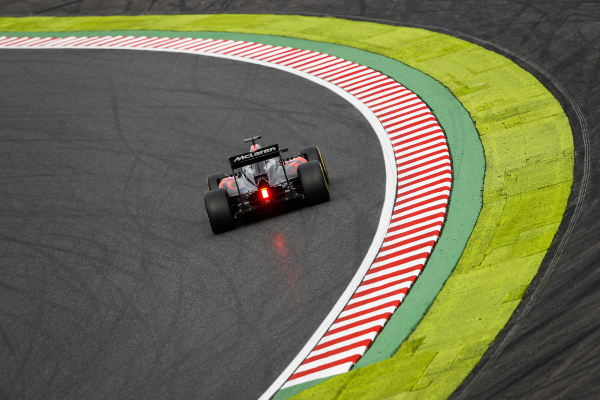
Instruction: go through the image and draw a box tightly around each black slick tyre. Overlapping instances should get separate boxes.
[298,160,330,206]
[207,172,226,191]
[300,146,329,183]
[204,188,235,234]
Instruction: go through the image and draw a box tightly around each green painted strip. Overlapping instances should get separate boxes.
[0,14,573,400]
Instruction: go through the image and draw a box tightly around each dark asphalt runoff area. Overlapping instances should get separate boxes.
[0,50,385,399]
[1,1,600,399]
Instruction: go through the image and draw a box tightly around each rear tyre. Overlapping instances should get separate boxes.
[207,172,227,191]
[300,146,329,183]
[204,188,236,234]
[298,160,330,206]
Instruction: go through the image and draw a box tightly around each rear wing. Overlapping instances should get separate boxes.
[228,144,280,170]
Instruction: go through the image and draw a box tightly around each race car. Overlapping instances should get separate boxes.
[204,136,329,234]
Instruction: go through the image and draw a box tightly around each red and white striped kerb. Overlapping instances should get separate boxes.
[0,35,452,388]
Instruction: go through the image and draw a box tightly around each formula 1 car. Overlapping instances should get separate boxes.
[204,136,329,234]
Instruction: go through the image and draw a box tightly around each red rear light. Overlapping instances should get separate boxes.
[261,188,269,199]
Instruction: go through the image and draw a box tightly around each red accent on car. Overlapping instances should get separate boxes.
[219,177,237,191]
[284,156,307,175]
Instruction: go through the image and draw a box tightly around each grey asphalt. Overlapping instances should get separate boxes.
[1,1,600,399]
[0,49,385,399]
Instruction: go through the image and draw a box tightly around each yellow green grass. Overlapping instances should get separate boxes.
[0,14,574,399]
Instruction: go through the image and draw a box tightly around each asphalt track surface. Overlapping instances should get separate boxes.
[1,1,599,399]
[0,49,386,399]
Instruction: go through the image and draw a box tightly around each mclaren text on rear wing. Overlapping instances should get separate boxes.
[228,144,280,170]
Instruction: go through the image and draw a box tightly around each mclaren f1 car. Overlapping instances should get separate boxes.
[204,136,329,234]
